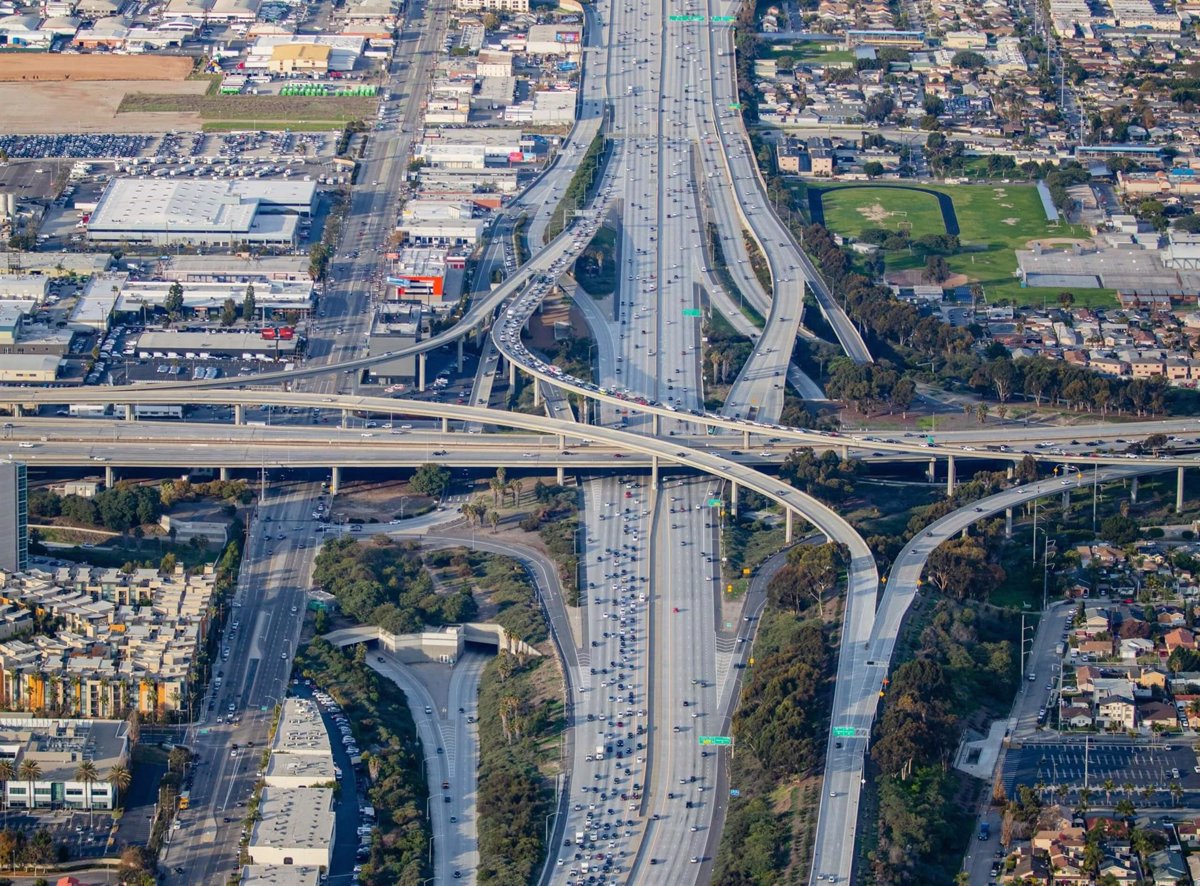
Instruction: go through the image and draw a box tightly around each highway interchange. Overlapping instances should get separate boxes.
[5,0,1200,882]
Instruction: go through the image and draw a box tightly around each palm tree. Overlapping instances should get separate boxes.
[107,764,132,809]
[1170,781,1183,807]
[1102,778,1115,806]
[74,760,98,821]
[488,511,500,532]
[0,760,13,825]
[17,760,39,810]
[1115,797,1135,819]
[511,478,524,506]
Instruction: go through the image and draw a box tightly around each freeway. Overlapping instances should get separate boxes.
[809,463,1163,884]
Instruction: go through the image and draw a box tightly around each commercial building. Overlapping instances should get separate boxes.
[395,200,487,247]
[245,35,364,72]
[132,331,300,361]
[366,305,422,384]
[86,179,316,248]
[248,787,336,868]
[155,255,313,285]
[265,699,336,788]
[0,716,129,810]
[532,89,577,124]
[268,43,332,74]
[415,128,524,170]
[0,276,49,302]
[384,248,464,309]
[526,24,584,56]
[240,866,323,886]
[453,0,528,10]
[0,462,28,574]
[0,355,60,383]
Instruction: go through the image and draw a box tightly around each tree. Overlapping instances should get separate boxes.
[409,463,450,498]
[17,761,39,809]
[243,283,257,323]
[163,283,184,318]
[74,760,99,819]
[1058,291,1075,310]
[864,94,894,123]
[308,243,330,281]
[488,510,500,532]
[159,552,177,574]
[219,298,237,327]
[924,537,1005,601]
[952,50,987,69]
[863,161,885,178]
[923,254,951,283]
[106,764,132,807]
[0,760,12,824]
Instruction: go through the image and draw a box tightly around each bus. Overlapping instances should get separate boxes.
[178,791,190,810]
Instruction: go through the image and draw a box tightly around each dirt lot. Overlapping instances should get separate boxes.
[0,55,193,81]
[0,80,208,133]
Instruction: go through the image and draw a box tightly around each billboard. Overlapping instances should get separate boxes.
[555,30,581,43]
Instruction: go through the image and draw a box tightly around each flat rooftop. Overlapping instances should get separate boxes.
[250,787,335,851]
[0,716,127,783]
[240,865,322,886]
[264,751,336,782]
[271,697,332,756]
[89,179,316,235]
[134,331,298,354]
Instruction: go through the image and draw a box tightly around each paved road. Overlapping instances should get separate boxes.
[809,464,1154,884]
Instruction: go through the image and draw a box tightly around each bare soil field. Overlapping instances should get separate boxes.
[0,80,208,133]
[0,54,193,80]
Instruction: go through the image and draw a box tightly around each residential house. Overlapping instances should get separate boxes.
[1097,695,1137,730]
[1120,637,1154,660]
[1061,704,1094,729]
[1164,628,1195,654]
[1147,848,1187,885]
[1137,701,1178,731]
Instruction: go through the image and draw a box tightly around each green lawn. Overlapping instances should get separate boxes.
[820,183,1115,308]
[821,187,947,241]
[766,42,854,65]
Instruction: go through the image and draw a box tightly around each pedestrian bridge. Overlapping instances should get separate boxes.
[323,622,541,664]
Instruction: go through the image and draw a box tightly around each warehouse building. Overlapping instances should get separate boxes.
[248,787,335,868]
[526,24,583,56]
[240,866,323,886]
[0,354,61,383]
[366,305,422,384]
[86,179,316,248]
[155,255,312,284]
[245,34,364,72]
[268,43,331,74]
[0,716,129,811]
[132,330,300,360]
[414,128,524,170]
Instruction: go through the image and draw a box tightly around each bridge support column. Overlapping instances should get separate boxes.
[104,465,114,488]
[441,417,449,433]
[785,508,795,544]
[1005,507,1013,539]
[962,526,969,539]
[418,353,427,392]
[533,379,542,408]
[730,481,739,516]
[742,429,750,448]
[841,445,849,460]
[1062,489,1070,511]
[457,337,464,370]
[509,360,516,387]
[651,456,659,489]
[220,467,230,482]
[124,403,134,422]
[946,455,955,495]
[557,434,565,449]
[330,467,341,495]
[1007,464,1014,481]
[1131,476,1139,503]
[1178,466,1186,514]
[341,409,351,429]
[651,413,660,436]
[10,404,20,417]
[234,404,245,425]
[557,465,565,485]
[927,458,936,483]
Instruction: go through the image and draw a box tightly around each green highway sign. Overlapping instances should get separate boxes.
[683,308,702,317]
[832,726,855,737]
[728,103,742,110]
[699,736,733,746]
[669,13,705,20]
[712,15,735,20]
[707,497,721,507]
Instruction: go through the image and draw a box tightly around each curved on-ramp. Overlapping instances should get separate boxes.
[810,463,1162,884]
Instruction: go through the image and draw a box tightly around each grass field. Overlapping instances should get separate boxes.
[766,42,855,65]
[822,187,947,240]
[118,92,377,126]
[818,183,1116,308]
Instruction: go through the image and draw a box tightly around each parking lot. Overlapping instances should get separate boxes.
[1003,741,1200,798]
[4,810,113,859]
